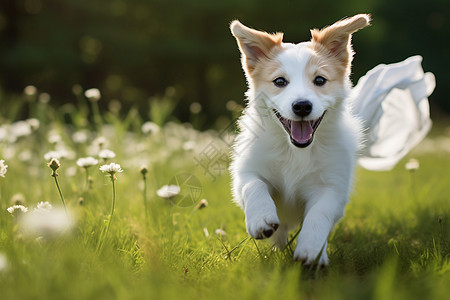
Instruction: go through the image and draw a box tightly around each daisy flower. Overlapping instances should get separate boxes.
[7,205,28,218]
[405,158,419,171]
[215,228,227,237]
[20,207,72,238]
[93,136,108,149]
[84,88,101,102]
[99,163,123,176]
[10,121,32,138]
[44,151,62,161]
[36,201,53,212]
[72,130,90,144]
[195,199,209,210]
[26,118,40,131]
[156,185,180,199]
[10,193,26,206]
[39,93,51,103]
[0,160,8,178]
[141,121,160,135]
[24,85,37,96]
[76,157,99,168]
[99,149,116,160]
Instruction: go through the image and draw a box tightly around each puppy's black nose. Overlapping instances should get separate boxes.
[292,100,312,117]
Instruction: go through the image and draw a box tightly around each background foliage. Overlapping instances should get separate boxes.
[0,0,448,127]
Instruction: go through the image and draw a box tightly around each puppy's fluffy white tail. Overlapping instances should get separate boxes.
[351,56,435,171]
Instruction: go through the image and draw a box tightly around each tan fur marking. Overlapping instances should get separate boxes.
[310,14,371,73]
[304,50,347,97]
[230,20,284,74]
[306,43,348,81]
[251,55,284,92]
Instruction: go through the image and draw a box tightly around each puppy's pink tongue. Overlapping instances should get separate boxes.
[291,121,313,144]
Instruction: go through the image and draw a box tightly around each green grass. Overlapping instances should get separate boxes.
[0,97,449,300]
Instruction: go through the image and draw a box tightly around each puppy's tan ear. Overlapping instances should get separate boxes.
[230,20,283,72]
[311,14,371,64]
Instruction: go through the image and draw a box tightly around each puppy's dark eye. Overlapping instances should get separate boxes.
[313,76,327,86]
[273,77,288,88]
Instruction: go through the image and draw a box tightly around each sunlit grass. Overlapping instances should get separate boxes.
[0,90,448,299]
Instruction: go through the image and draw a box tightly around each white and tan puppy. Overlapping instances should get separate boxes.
[229,15,371,265]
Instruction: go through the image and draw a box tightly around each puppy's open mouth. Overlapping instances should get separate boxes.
[273,110,325,148]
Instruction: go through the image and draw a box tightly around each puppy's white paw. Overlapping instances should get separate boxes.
[245,213,280,240]
[294,236,329,266]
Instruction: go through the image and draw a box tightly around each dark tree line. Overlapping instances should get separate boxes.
[0,0,448,126]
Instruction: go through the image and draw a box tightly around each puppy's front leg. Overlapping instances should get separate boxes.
[294,188,347,265]
[242,178,280,239]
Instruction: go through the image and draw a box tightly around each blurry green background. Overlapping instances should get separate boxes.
[0,0,448,128]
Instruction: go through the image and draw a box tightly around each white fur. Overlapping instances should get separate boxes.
[230,41,362,265]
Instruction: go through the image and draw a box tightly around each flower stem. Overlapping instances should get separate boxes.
[104,176,116,234]
[143,174,148,220]
[91,100,103,131]
[53,175,67,213]
[110,176,116,218]
[86,168,89,187]
[98,175,116,253]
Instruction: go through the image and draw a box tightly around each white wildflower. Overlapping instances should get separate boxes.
[99,149,116,160]
[44,151,62,161]
[38,92,51,103]
[3,145,16,159]
[65,166,77,177]
[7,205,28,218]
[44,149,74,161]
[93,136,108,148]
[0,160,7,177]
[405,158,419,171]
[10,120,32,138]
[108,99,121,113]
[24,85,37,96]
[20,207,72,238]
[85,88,101,102]
[57,148,75,160]
[36,201,52,212]
[47,132,62,144]
[141,121,160,135]
[99,162,123,175]
[189,102,202,114]
[215,228,226,237]
[226,100,238,111]
[195,199,209,210]
[72,130,90,144]
[156,185,180,199]
[26,118,40,131]
[10,193,26,206]
[72,84,83,95]
[18,150,32,162]
[76,157,99,168]
[203,227,210,238]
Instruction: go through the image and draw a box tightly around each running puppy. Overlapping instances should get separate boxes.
[229,14,371,265]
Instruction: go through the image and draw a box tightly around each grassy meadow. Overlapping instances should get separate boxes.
[0,90,449,300]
